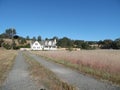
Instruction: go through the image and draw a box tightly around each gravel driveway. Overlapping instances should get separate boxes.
[27,51,120,90]
[1,51,40,90]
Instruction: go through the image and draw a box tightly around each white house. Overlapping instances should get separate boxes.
[31,41,43,50]
[44,39,57,50]
[31,39,57,50]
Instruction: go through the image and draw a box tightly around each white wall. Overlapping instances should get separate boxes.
[31,41,42,50]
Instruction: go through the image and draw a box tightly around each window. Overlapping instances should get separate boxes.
[35,43,38,45]
[45,46,48,48]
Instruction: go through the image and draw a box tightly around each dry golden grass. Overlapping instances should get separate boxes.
[31,50,120,85]
[23,53,76,90]
[0,49,17,86]
[3,39,31,46]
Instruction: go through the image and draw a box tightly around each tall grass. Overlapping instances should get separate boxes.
[0,50,17,86]
[31,50,120,85]
[23,53,76,90]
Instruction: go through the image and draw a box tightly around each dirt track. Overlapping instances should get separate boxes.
[1,51,120,90]
[27,51,120,90]
[1,52,40,90]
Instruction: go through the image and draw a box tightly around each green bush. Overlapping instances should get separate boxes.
[3,43,11,49]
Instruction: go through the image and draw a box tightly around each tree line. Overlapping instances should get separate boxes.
[57,37,120,50]
[0,28,120,50]
[97,39,120,49]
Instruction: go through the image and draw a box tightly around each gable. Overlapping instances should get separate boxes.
[32,41,41,47]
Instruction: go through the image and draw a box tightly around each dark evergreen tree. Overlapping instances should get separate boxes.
[26,36,30,40]
[32,37,36,41]
[5,28,16,38]
[37,36,42,41]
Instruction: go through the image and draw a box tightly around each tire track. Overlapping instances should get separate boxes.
[1,51,40,90]
[27,51,120,90]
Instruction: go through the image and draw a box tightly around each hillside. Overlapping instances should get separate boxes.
[3,39,31,46]
[0,38,31,49]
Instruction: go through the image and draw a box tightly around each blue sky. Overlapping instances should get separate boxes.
[0,0,120,41]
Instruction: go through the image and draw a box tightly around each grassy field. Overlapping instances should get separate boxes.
[23,53,76,90]
[0,49,17,86]
[31,50,120,85]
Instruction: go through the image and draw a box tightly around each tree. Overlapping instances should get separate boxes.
[0,38,4,47]
[113,38,120,49]
[52,36,59,41]
[81,42,90,49]
[32,36,36,41]
[87,41,97,45]
[57,37,73,48]
[18,38,26,44]
[37,36,41,41]
[21,38,26,44]
[102,39,113,49]
[12,40,17,49]
[0,33,9,38]
[25,43,30,48]
[26,36,30,40]
[74,40,84,48]
[13,35,19,39]
[5,28,16,38]
[3,43,11,49]
[97,40,103,48]
[45,38,48,41]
